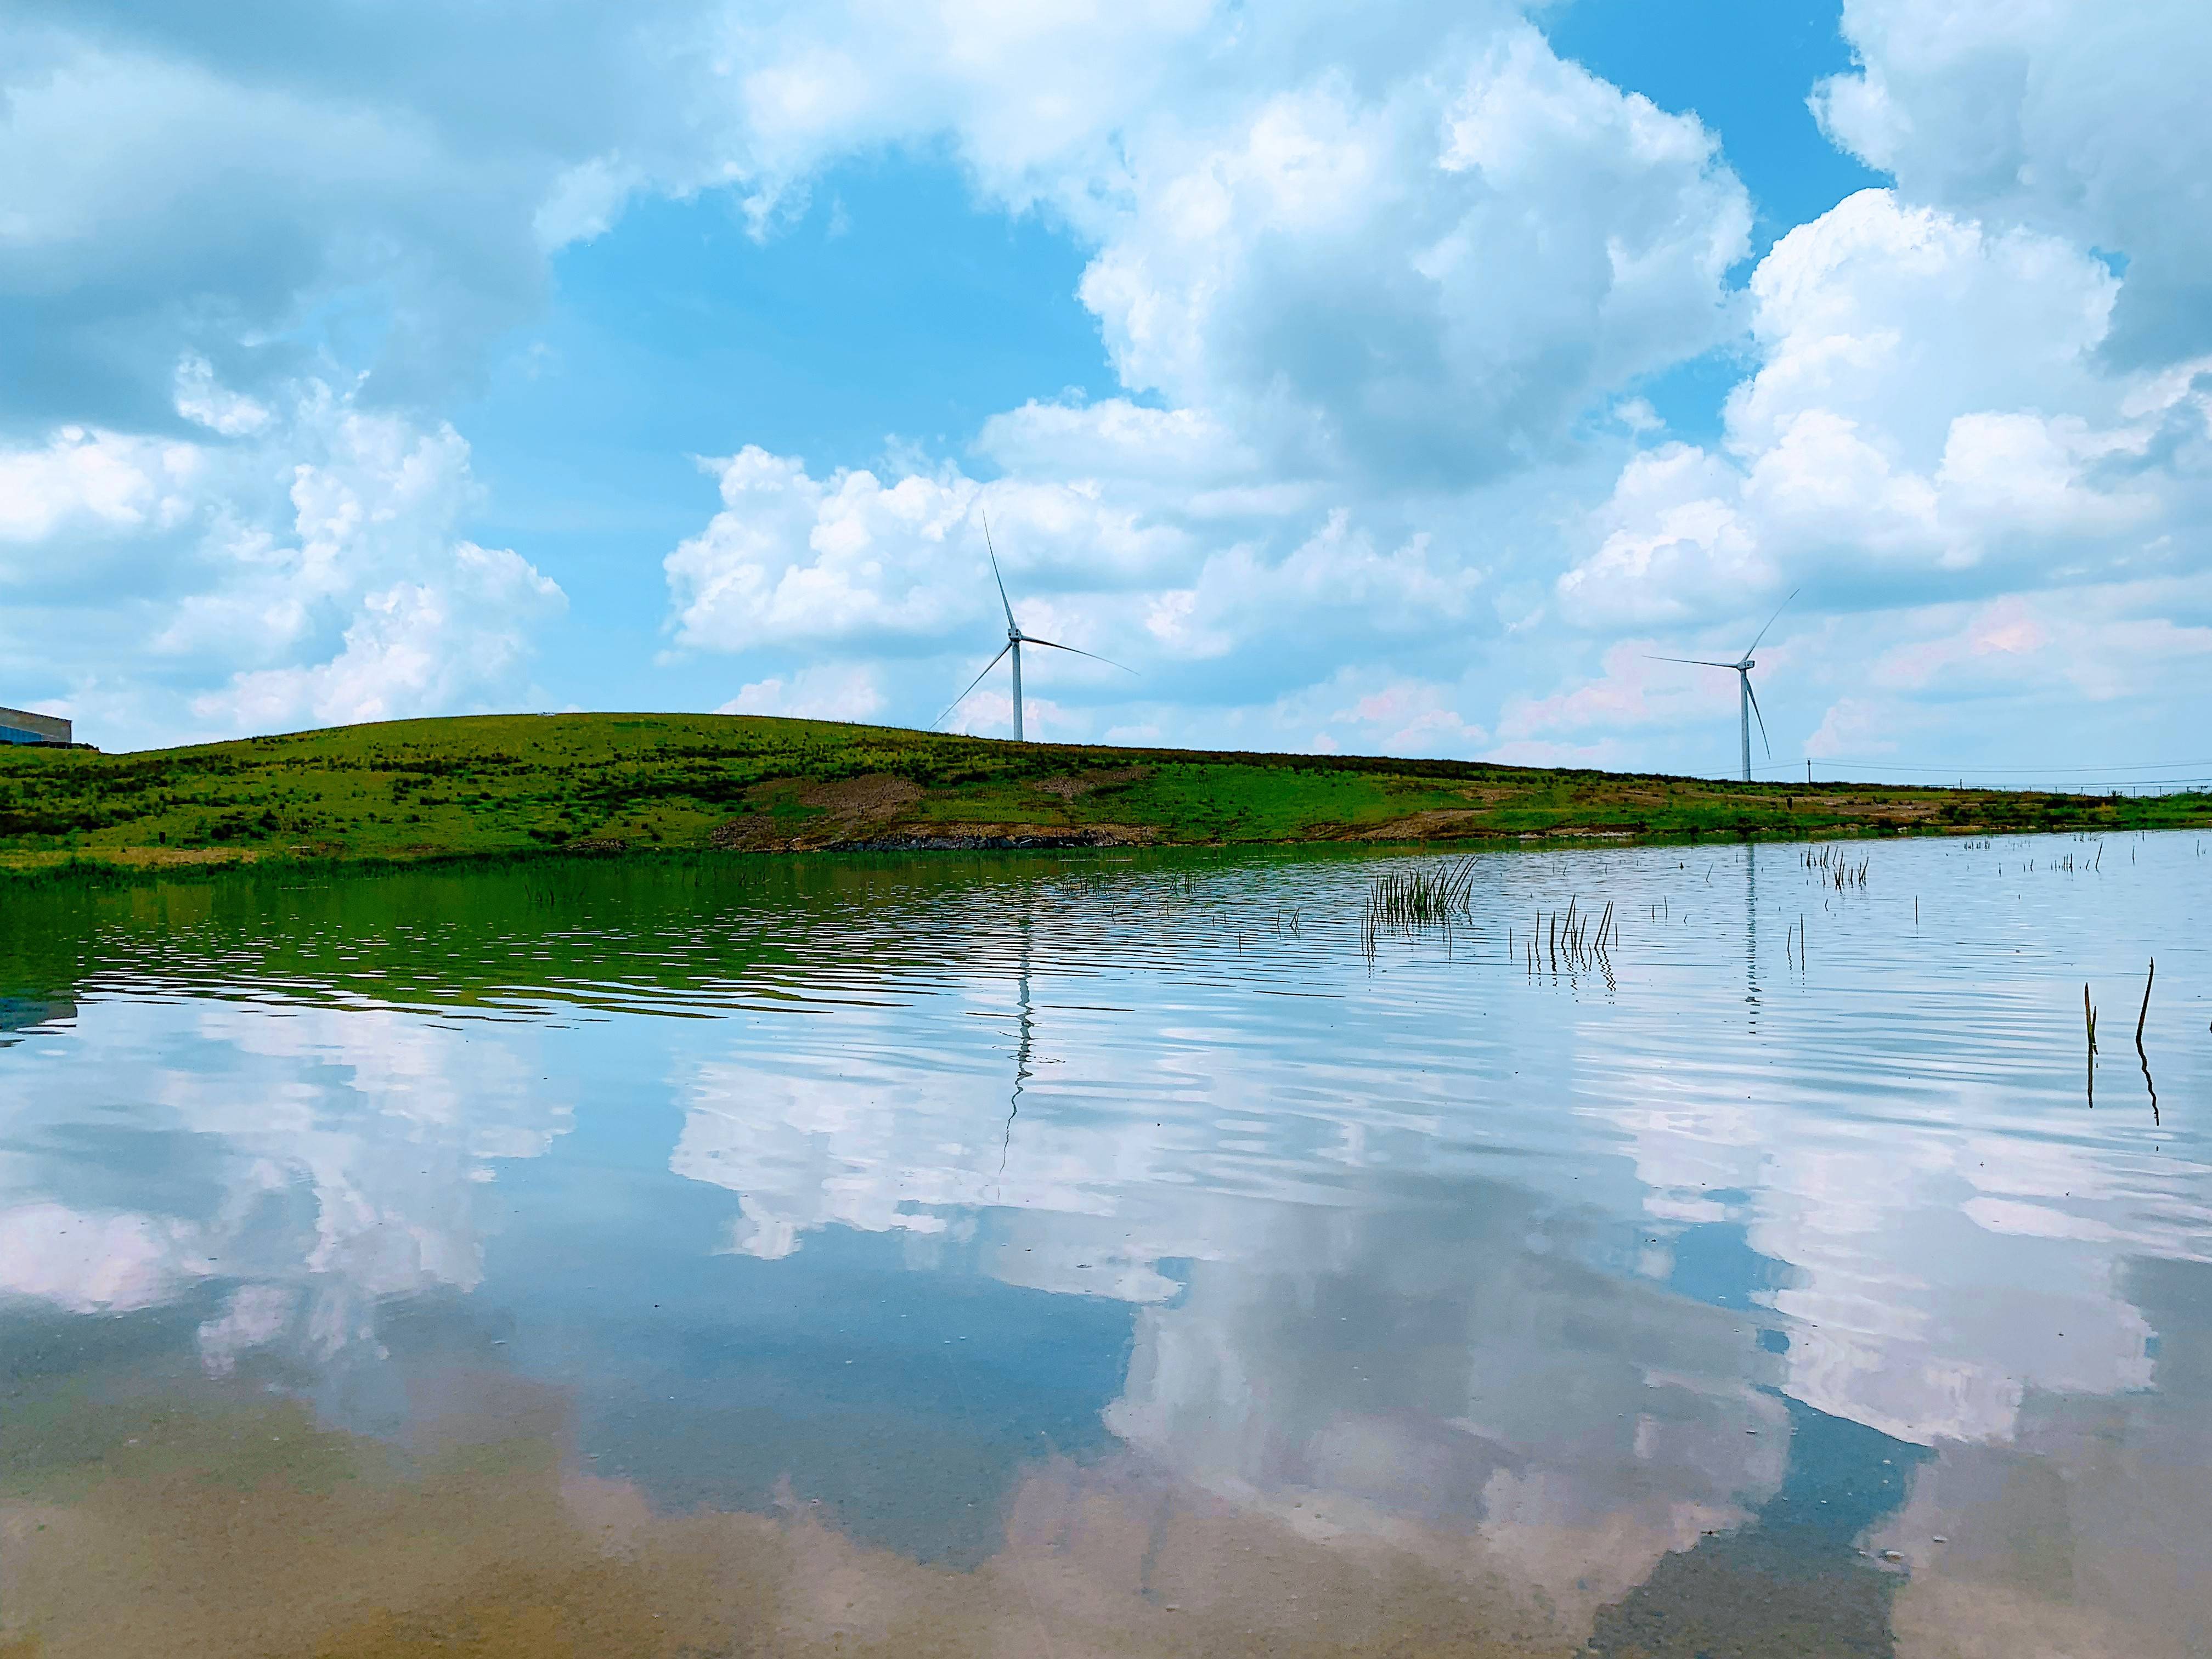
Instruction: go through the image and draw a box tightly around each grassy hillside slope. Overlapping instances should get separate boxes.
[2,712,2204,875]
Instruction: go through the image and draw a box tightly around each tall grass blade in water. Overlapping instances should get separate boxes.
[1517,890,1620,980]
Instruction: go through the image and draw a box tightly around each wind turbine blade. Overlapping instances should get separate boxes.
[981,509,1017,631]
[1646,654,1741,669]
[1742,586,1801,658]
[932,643,1013,730]
[1018,635,1137,674]
[1745,675,1773,760]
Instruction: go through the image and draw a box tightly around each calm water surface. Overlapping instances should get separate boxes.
[3,833,2208,1657]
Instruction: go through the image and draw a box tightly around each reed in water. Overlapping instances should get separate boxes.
[1361,856,1479,958]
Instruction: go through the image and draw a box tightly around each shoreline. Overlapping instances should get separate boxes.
[1,819,2196,890]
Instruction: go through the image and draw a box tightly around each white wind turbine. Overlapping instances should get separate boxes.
[1650,589,1798,782]
[935,513,1132,742]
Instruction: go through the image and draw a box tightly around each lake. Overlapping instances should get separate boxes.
[3,832,2207,1657]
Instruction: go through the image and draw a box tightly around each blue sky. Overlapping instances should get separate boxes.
[3,0,2208,785]
[457,160,1118,714]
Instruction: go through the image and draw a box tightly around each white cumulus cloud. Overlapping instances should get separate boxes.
[1815,0,2212,366]
[1075,23,1750,483]
[0,365,565,749]
[1543,188,2212,770]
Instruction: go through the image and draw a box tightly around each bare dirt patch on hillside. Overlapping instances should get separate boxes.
[800,775,923,815]
[1029,766,1153,800]
[1349,809,1500,842]
[711,774,926,851]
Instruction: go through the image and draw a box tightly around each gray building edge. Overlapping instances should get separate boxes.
[0,706,71,745]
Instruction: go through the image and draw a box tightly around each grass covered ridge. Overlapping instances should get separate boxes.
[2,712,2205,876]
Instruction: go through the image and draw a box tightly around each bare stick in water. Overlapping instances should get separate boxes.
[2138,1035,2159,1126]
[2134,961,2160,1126]
[2085,983,2097,1107]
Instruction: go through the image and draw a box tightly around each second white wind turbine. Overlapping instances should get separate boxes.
[935,514,1131,742]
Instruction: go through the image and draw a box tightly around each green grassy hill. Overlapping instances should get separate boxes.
[1,712,2203,876]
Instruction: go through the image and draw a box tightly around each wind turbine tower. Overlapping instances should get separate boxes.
[1651,589,1798,783]
[1003,551,1024,742]
[936,513,1131,741]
